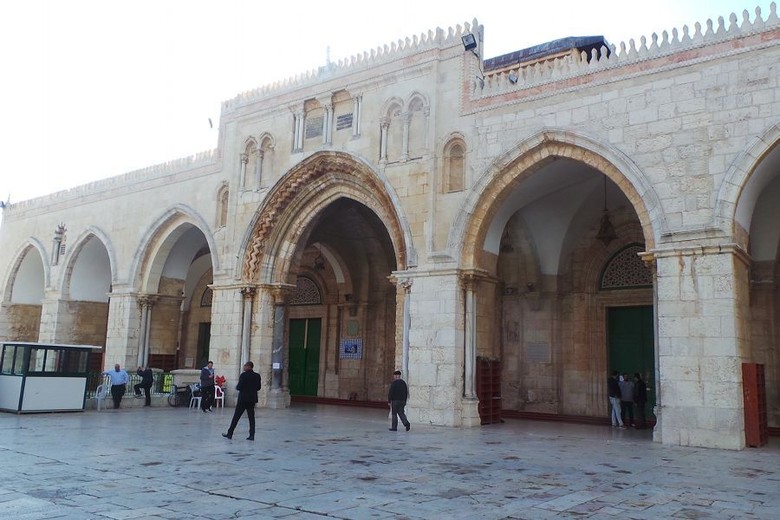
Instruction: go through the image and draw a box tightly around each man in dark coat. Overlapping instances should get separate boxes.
[134,366,154,407]
[222,361,262,440]
[200,361,215,412]
[633,372,648,429]
[387,370,410,432]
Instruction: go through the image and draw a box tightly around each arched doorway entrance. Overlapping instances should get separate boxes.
[138,218,214,371]
[458,133,658,426]
[241,151,410,406]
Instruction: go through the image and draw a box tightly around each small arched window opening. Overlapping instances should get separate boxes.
[444,139,465,192]
[217,185,229,227]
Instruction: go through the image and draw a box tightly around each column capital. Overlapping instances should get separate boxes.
[261,283,296,304]
[459,269,490,291]
[240,285,257,299]
[136,294,158,309]
[388,273,413,293]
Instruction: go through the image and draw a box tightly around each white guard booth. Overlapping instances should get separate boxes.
[0,342,101,413]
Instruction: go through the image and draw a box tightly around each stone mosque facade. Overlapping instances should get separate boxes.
[1,4,779,450]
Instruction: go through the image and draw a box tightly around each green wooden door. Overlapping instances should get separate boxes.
[607,306,655,417]
[288,318,321,396]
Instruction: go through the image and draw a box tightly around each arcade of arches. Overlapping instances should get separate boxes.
[1,11,779,450]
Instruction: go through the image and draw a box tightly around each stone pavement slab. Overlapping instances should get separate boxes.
[1,404,778,519]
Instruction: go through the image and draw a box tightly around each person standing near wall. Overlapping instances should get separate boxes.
[200,361,215,412]
[134,365,154,406]
[102,364,130,409]
[387,370,411,432]
[633,372,648,429]
[222,361,262,440]
[619,372,635,427]
[607,370,625,428]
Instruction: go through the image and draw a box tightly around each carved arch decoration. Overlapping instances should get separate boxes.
[241,151,412,283]
[452,128,665,270]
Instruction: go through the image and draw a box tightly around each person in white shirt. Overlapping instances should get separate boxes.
[102,364,130,409]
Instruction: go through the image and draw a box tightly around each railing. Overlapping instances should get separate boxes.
[85,371,173,398]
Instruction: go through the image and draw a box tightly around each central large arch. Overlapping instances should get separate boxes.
[240,151,414,404]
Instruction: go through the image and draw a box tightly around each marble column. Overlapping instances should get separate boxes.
[239,286,256,368]
[266,284,293,409]
[136,295,157,367]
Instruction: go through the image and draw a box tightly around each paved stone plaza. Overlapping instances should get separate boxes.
[1,404,779,519]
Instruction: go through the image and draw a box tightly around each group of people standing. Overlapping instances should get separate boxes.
[100,361,411,441]
[607,371,648,429]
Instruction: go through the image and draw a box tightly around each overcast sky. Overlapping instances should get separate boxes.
[0,0,768,209]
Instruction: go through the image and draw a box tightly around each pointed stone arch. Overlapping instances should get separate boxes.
[715,121,780,244]
[240,151,413,283]
[58,227,117,299]
[1,238,49,303]
[130,204,218,293]
[451,128,664,269]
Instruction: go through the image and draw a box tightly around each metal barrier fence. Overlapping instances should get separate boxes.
[85,371,173,398]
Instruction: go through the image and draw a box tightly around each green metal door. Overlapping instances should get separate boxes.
[288,318,321,396]
[607,306,655,417]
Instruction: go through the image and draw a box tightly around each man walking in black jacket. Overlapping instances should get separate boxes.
[388,370,410,432]
[222,361,262,440]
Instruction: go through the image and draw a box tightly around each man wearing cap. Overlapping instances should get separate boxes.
[222,361,262,440]
[387,370,411,432]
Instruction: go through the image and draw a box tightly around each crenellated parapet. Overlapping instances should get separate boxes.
[470,3,779,101]
[221,20,482,112]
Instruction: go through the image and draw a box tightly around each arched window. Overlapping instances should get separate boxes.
[258,135,274,186]
[381,101,403,162]
[217,185,229,227]
[407,95,427,160]
[242,140,258,188]
[599,243,652,290]
[289,276,322,305]
[444,139,465,192]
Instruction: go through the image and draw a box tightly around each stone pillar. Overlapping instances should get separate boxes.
[37,298,70,344]
[640,252,663,443]
[322,103,333,145]
[654,245,749,449]
[266,284,294,409]
[460,271,481,427]
[379,118,389,162]
[240,153,248,187]
[292,110,305,152]
[136,295,157,367]
[104,291,142,370]
[208,283,248,403]
[461,273,477,399]
[390,274,413,377]
[406,270,469,426]
[252,148,262,186]
[239,286,256,367]
[401,112,411,161]
[352,94,362,138]
[255,150,264,186]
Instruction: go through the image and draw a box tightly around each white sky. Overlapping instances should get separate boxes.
[0,0,769,208]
